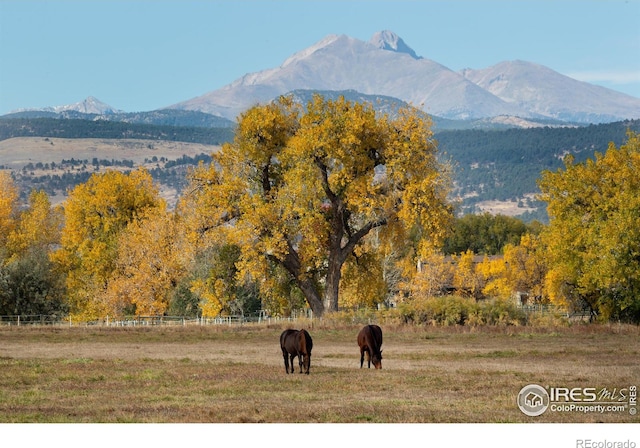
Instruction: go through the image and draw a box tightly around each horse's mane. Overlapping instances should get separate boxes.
[369,325,382,353]
[300,329,313,352]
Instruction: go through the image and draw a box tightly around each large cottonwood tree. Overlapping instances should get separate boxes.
[0,171,19,252]
[52,169,165,320]
[0,183,66,317]
[538,131,640,322]
[187,95,452,316]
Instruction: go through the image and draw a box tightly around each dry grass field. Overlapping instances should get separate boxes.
[8,136,633,426]
[0,323,638,424]
[0,137,221,206]
[0,137,219,169]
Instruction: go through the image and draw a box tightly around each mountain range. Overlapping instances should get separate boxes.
[5,31,640,127]
[168,30,640,124]
[11,96,123,115]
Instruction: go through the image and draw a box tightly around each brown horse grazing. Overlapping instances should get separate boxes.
[280,329,313,374]
[357,324,383,369]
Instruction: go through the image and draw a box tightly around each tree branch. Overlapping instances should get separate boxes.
[339,217,388,264]
[314,157,337,203]
[262,163,271,195]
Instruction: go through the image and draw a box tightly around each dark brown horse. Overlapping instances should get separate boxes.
[280,329,313,374]
[357,324,383,369]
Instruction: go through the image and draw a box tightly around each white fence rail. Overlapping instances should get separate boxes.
[0,310,313,327]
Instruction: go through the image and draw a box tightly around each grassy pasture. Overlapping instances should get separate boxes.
[0,323,638,423]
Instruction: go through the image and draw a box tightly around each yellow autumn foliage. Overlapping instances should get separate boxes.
[185,94,453,316]
[0,171,19,251]
[538,131,640,320]
[53,169,165,320]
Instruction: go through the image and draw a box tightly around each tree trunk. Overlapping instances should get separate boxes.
[275,242,327,317]
[323,253,342,312]
[297,277,325,317]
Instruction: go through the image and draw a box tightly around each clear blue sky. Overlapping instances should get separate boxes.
[1,0,639,115]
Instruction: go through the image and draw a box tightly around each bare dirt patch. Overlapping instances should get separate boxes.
[474,199,537,216]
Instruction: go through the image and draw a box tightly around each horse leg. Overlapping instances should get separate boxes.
[298,353,304,374]
[289,354,296,374]
[282,349,290,374]
[360,347,365,368]
[304,354,310,375]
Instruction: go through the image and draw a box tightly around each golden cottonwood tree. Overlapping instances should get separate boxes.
[176,195,250,318]
[538,131,640,322]
[479,234,546,300]
[104,209,185,316]
[452,250,485,299]
[503,234,546,298]
[0,182,67,316]
[187,94,452,316]
[52,169,165,320]
[6,190,62,262]
[0,171,19,253]
[339,250,387,309]
[410,249,454,299]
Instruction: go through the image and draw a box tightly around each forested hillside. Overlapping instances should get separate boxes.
[436,119,640,219]
[1,116,638,222]
[1,108,237,128]
[0,117,234,145]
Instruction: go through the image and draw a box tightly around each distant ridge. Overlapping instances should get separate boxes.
[2,117,637,221]
[3,102,236,129]
[460,60,639,123]
[11,96,122,115]
[0,117,234,145]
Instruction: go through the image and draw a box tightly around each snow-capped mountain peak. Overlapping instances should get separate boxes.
[18,31,636,125]
[369,30,420,59]
[281,34,343,68]
[10,96,122,115]
[459,60,640,122]
[55,96,122,114]
[167,29,640,123]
